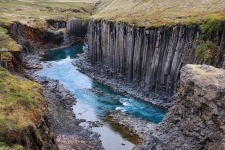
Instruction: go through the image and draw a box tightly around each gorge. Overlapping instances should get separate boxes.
[86,20,225,108]
[36,44,166,149]
[0,0,225,149]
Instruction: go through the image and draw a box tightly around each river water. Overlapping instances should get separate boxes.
[36,43,166,150]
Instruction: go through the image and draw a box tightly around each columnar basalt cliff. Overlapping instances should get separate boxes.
[134,64,225,150]
[67,19,88,37]
[87,21,225,106]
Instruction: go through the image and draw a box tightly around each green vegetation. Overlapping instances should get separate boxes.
[195,40,215,59]
[0,27,20,52]
[199,14,222,40]
[82,17,89,26]
[194,14,222,62]
[92,8,99,15]
[0,67,46,148]
[0,142,23,150]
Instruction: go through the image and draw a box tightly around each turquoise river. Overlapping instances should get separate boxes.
[37,43,166,150]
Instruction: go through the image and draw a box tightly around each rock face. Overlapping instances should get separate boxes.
[47,19,67,29]
[1,20,77,73]
[67,19,88,37]
[87,21,225,106]
[0,50,22,73]
[7,22,64,50]
[134,64,225,150]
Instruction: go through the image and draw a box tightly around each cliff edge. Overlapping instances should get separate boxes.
[0,67,58,149]
[134,64,225,150]
[92,0,225,27]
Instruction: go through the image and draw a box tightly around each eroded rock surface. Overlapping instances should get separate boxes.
[134,64,225,150]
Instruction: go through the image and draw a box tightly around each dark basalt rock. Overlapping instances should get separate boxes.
[87,21,225,106]
[67,19,88,38]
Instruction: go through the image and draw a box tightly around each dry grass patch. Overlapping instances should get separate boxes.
[92,0,225,27]
[0,0,96,26]
[0,0,96,60]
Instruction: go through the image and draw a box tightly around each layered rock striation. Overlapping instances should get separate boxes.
[87,21,225,106]
[134,64,225,150]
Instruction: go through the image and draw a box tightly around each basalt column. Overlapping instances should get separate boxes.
[67,19,88,37]
[88,21,225,104]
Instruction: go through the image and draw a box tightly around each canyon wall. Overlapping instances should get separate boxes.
[88,21,225,105]
[134,64,225,150]
[0,51,22,73]
[67,19,88,37]
[7,22,64,50]
[47,20,67,29]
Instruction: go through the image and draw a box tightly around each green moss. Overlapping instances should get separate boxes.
[82,17,89,26]
[199,14,222,40]
[0,142,6,147]
[194,14,223,62]
[193,13,199,17]
[195,40,213,59]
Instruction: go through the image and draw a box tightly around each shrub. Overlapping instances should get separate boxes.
[199,14,222,40]
[194,14,222,62]
[195,40,215,61]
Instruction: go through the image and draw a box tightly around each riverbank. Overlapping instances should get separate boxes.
[23,52,104,149]
[106,110,156,139]
[72,45,171,108]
